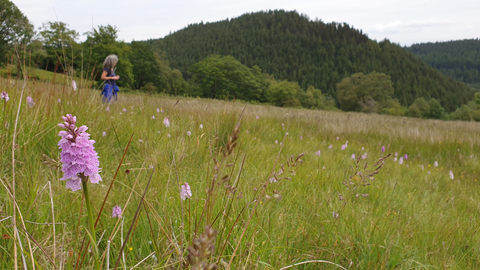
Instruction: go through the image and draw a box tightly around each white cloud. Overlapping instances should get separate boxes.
[370,20,455,34]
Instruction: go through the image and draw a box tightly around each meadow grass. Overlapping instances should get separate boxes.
[1,77,480,269]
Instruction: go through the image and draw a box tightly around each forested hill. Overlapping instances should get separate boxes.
[145,10,473,111]
[406,39,480,90]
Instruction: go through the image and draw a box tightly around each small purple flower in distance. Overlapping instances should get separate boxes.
[275,140,278,144]
[362,153,367,159]
[72,80,77,91]
[434,161,438,167]
[449,170,454,180]
[394,157,398,162]
[351,154,356,159]
[199,124,203,129]
[1,91,9,101]
[395,152,398,157]
[404,154,408,160]
[315,150,321,156]
[26,96,35,107]
[57,98,61,103]
[151,115,155,119]
[381,146,385,153]
[102,131,106,137]
[300,136,303,140]
[281,123,284,127]
[399,157,404,165]
[256,115,259,120]
[341,144,346,150]
[336,137,339,140]
[163,117,170,127]
[106,107,110,112]
[112,205,122,218]
[157,108,160,113]
[187,131,191,136]
[58,114,102,191]
[122,108,127,113]
[180,182,192,200]
[328,145,333,149]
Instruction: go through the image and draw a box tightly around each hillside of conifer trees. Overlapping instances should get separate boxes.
[145,10,473,111]
[406,39,480,90]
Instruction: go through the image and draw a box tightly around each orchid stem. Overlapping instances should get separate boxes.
[82,179,100,270]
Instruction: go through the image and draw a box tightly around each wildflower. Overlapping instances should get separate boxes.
[404,154,408,160]
[151,115,155,119]
[399,157,404,165]
[256,115,259,119]
[351,154,356,159]
[161,108,164,113]
[434,161,438,167]
[26,96,35,107]
[285,132,289,136]
[1,91,9,101]
[58,114,101,191]
[167,134,171,138]
[381,146,385,152]
[139,139,143,143]
[269,177,277,183]
[157,108,160,113]
[180,182,192,200]
[199,124,203,129]
[102,131,106,137]
[328,145,333,149]
[362,153,367,159]
[300,136,303,140]
[275,140,278,144]
[341,144,346,150]
[336,137,339,140]
[281,123,284,127]
[106,107,110,112]
[163,117,170,127]
[395,152,398,157]
[315,150,321,156]
[187,131,191,136]
[333,212,339,219]
[273,191,282,201]
[112,205,122,218]
[361,147,364,150]
[449,170,454,180]
[72,80,77,91]
[57,98,61,103]
[428,171,431,175]
[394,157,398,162]
[122,108,127,113]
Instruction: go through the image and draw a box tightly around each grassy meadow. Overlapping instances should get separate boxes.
[1,77,480,269]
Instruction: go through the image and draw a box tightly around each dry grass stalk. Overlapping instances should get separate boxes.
[187,226,218,270]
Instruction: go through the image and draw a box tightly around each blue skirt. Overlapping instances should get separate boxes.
[101,84,119,103]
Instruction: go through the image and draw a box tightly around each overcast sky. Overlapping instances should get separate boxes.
[11,0,480,46]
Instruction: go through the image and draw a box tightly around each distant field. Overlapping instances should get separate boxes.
[1,77,480,269]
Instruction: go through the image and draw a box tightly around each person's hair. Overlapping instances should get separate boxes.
[103,54,118,70]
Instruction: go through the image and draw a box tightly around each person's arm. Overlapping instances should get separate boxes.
[101,70,120,80]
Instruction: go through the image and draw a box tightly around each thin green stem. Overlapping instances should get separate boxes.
[82,180,100,270]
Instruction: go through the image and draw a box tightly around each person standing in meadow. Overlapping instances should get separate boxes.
[101,54,120,103]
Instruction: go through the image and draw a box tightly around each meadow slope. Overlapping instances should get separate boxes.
[1,78,480,269]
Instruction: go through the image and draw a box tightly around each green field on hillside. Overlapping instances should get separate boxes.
[1,78,480,269]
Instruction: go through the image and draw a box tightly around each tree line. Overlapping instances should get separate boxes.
[406,39,480,90]
[145,10,474,112]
